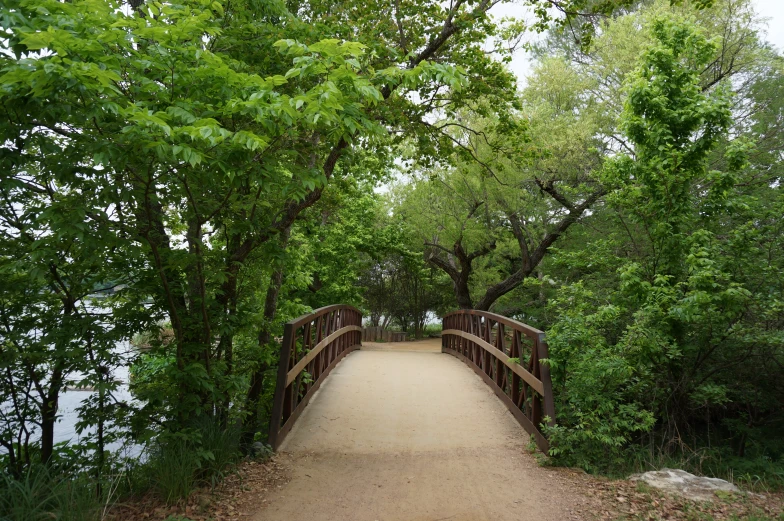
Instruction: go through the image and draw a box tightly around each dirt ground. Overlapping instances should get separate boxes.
[253,339,601,521]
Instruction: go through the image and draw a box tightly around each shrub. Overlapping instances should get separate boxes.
[144,438,200,505]
[142,415,242,504]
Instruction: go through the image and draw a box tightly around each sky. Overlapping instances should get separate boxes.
[755,0,784,49]
[497,0,784,84]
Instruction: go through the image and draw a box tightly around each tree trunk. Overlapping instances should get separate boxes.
[454,272,473,309]
[39,368,63,464]
[241,228,290,448]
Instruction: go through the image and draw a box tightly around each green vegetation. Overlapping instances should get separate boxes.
[539,5,784,483]
[0,0,782,517]
[0,466,104,521]
[141,416,242,504]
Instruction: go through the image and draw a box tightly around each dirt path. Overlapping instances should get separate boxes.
[253,339,599,521]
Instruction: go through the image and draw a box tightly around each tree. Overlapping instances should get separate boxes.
[544,12,784,473]
[0,154,150,472]
[396,58,607,311]
[355,195,451,336]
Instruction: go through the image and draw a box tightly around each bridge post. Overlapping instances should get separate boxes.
[441,315,447,353]
[268,321,295,449]
[537,334,556,427]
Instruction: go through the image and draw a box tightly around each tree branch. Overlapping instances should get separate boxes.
[474,187,606,310]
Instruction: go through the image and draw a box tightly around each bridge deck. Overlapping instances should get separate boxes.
[254,339,591,521]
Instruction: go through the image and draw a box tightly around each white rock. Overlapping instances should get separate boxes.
[630,468,740,502]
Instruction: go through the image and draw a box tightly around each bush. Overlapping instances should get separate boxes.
[544,282,656,474]
[191,415,241,487]
[145,438,201,505]
[422,323,443,337]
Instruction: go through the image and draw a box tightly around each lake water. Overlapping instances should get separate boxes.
[55,339,145,458]
[0,334,146,460]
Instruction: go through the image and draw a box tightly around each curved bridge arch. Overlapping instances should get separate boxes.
[268,304,362,449]
[442,309,556,452]
[267,305,555,453]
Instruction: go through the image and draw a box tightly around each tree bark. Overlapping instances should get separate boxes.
[241,227,291,447]
[39,367,63,464]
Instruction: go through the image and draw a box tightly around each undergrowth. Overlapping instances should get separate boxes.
[0,416,249,520]
[140,416,244,504]
[0,466,104,521]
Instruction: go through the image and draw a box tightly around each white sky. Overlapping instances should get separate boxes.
[755,0,784,49]
[496,0,784,84]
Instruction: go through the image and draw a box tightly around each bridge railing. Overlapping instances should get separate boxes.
[442,309,555,452]
[268,304,362,449]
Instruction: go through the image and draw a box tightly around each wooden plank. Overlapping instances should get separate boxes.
[442,329,544,395]
[286,325,362,385]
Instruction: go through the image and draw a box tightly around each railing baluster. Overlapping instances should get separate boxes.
[495,323,505,391]
[268,305,363,449]
[440,309,556,453]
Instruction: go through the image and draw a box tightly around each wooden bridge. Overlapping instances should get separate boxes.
[257,304,573,521]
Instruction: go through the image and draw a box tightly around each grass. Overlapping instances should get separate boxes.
[0,465,104,521]
[545,442,783,521]
[142,415,243,505]
[193,415,242,488]
[0,415,248,520]
[145,439,201,505]
[608,471,784,521]
[611,495,782,521]
[629,448,784,494]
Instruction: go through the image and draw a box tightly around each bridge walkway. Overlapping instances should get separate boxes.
[253,339,594,521]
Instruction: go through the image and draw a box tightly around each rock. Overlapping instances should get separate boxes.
[251,441,272,459]
[631,468,740,502]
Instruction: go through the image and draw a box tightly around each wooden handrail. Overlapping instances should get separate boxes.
[442,309,556,452]
[441,329,544,395]
[443,308,545,337]
[286,325,362,385]
[268,305,362,449]
[287,304,362,329]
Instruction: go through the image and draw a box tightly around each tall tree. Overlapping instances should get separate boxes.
[545,12,784,472]
[398,60,606,311]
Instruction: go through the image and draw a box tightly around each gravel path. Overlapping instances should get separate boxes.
[253,339,596,521]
